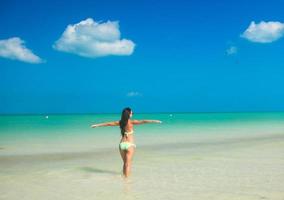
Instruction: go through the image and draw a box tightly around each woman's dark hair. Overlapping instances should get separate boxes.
[119,107,132,136]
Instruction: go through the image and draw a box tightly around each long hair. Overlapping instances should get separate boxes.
[119,107,132,136]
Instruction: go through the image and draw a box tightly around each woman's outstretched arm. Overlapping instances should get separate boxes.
[91,121,119,128]
[131,120,162,125]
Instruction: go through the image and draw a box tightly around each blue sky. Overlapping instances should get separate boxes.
[1,0,284,114]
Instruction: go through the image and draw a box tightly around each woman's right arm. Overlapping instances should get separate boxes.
[131,120,162,125]
[91,121,119,128]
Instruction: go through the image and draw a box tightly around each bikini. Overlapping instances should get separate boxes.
[119,130,136,150]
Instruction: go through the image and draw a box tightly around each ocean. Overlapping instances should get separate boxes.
[0,112,284,199]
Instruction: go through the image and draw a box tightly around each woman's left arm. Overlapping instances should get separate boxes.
[91,121,119,128]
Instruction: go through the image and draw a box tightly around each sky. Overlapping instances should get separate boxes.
[0,0,284,114]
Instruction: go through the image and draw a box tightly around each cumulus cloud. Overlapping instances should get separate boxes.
[127,91,142,97]
[226,46,238,55]
[53,18,135,58]
[0,37,43,63]
[241,21,284,43]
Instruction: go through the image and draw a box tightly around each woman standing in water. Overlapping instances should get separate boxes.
[91,107,162,177]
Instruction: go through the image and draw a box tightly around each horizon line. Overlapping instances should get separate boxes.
[1,110,284,116]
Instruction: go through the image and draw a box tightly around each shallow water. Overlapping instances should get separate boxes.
[0,113,284,199]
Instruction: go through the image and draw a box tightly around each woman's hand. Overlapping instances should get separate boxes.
[91,124,98,128]
[152,120,162,123]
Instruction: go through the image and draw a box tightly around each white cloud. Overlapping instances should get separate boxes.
[241,21,284,43]
[0,37,43,63]
[53,18,135,58]
[226,46,238,55]
[127,91,142,97]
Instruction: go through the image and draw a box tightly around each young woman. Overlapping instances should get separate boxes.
[91,107,162,177]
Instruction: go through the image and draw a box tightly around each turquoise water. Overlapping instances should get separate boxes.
[0,112,284,155]
[0,112,284,130]
[1,112,284,136]
[1,112,284,200]
[1,112,284,135]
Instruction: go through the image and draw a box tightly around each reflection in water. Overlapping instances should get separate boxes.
[122,177,134,198]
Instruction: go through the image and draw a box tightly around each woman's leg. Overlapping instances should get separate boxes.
[124,147,135,177]
[119,148,127,174]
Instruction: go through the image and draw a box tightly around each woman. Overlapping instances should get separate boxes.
[91,107,162,177]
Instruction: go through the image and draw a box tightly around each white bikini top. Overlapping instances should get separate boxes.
[124,130,134,136]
